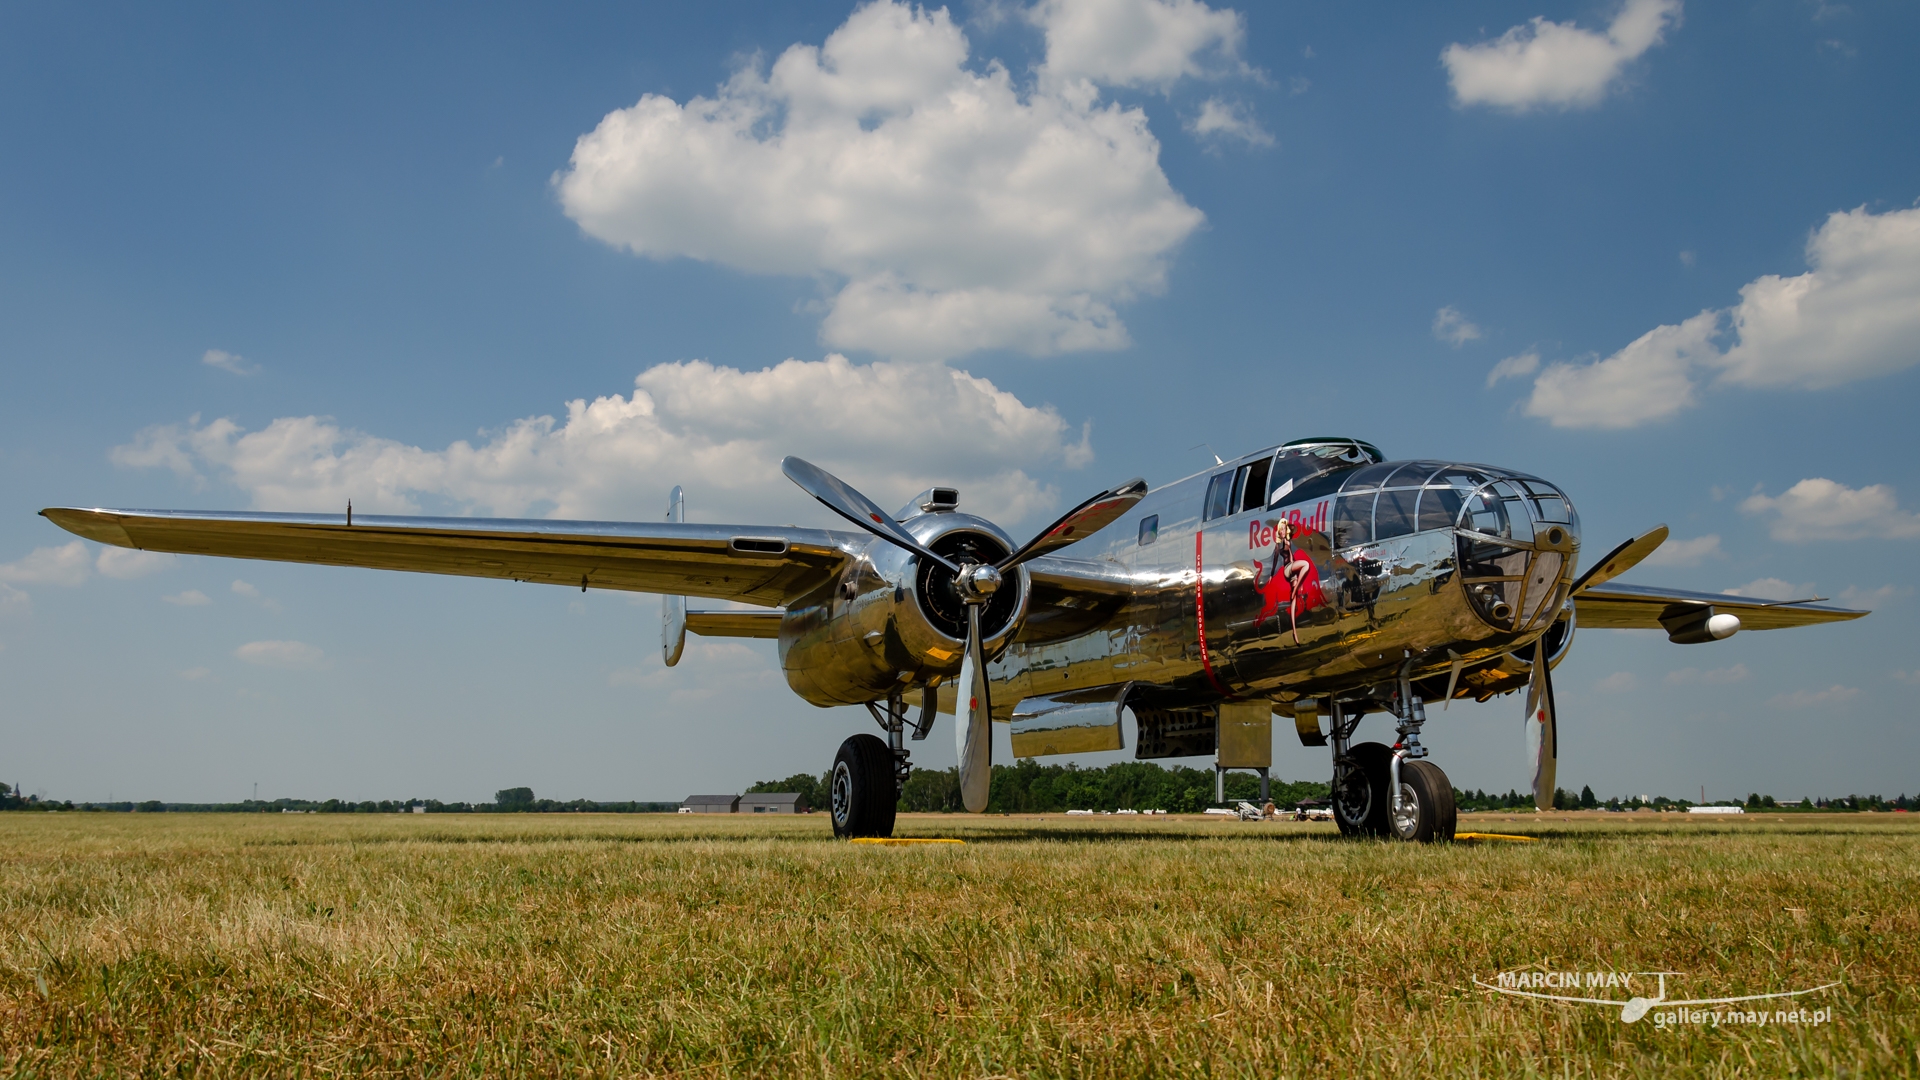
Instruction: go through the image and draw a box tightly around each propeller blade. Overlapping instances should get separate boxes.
[782,456,959,572]
[954,603,993,813]
[1570,524,1669,596]
[997,478,1149,571]
[1525,651,1558,812]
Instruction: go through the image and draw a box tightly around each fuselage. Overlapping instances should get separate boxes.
[992,445,1582,714]
[776,440,1583,714]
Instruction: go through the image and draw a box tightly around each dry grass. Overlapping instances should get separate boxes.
[0,811,1913,1077]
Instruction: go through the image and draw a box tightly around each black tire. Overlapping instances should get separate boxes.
[1332,741,1393,838]
[829,734,897,840]
[1390,759,1457,844]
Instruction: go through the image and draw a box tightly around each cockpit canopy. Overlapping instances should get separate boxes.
[1319,462,1577,550]
[1209,448,1581,633]
[1204,438,1385,521]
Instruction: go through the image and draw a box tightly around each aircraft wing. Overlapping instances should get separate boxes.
[41,507,862,609]
[1574,582,1868,631]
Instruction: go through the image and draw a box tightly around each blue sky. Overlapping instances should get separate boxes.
[3,0,1917,805]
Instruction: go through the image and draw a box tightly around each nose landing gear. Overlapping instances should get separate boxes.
[1325,692,1457,843]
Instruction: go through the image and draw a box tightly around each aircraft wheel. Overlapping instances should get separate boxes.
[1390,759,1457,843]
[829,733,897,840]
[1332,741,1393,838]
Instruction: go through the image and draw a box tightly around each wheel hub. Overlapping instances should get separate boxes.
[1391,782,1420,838]
[830,761,853,827]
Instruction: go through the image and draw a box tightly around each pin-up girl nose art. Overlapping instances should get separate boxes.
[1252,519,1325,644]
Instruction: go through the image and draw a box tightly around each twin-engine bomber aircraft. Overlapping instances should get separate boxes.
[44,438,1865,842]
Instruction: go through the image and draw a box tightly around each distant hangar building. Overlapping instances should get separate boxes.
[740,792,808,814]
[678,793,809,814]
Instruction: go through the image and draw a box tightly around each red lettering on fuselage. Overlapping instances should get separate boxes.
[1248,500,1328,549]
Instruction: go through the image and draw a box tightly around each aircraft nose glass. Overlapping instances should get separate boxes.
[1456,478,1579,632]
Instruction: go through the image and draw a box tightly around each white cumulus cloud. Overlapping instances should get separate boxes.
[1523,311,1714,429]
[0,541,93,587]
[1443,0,1682,111]
[115,356,1095,529]
[1838,583,1906,609]
[1515,204,1920,427]
[1768,684,1858,708]
[202,349,257,376]
[1665,663,1749,686]
[1484,350,1539,388]
[1033,0,1247,90]
[1594,671,1639,693]
[1724,577,1816,602]
[1640,534,1721,567]
[1712,205,1920,388]
[1432,306,1483,347]
[234,640,328,670]
[95,547,175,580]
[1185,97,1271,148]
[554,0,1208,362]
[1741,478,1920,543]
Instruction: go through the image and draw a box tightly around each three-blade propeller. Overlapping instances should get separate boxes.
[782,457,1147,812]
[1523,644,1558,812]
[1525,524,1667,811]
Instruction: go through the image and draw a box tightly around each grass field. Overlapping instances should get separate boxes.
[0,811,1913,1078]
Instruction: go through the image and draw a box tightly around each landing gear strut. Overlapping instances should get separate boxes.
[835,688,923,840]
[1327,685,1456,843]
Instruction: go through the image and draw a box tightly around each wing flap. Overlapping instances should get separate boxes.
[1575,582,1867,631]
[41,507,857,609]
[686,610,783,638]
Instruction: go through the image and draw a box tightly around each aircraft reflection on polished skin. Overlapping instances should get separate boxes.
[42,438,1865,841]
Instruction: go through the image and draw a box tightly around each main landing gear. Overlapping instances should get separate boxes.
[831,686,933,839]
[1326,682,1456,843]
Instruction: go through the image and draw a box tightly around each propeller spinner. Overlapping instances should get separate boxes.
[782,457,1146,812]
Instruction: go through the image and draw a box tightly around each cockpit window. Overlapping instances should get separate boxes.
[1203,471,1234,521]
[1373,488,1421,540]
[1332,494,1372,548]
[1381,461,1443,488]
[1415,484,1464,532]
[1338,462,1400,491]
[1266,448,1357,506]
[1238,456,1271,513]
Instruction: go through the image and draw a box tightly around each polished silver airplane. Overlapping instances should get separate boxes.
[43,437,1865,842]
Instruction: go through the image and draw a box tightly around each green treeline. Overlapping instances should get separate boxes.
[753,762,1331,814]
[0,784,679,814]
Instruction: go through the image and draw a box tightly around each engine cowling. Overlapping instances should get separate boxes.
[777,512,1030,707]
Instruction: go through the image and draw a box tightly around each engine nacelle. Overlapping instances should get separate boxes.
[777,512,1030,707]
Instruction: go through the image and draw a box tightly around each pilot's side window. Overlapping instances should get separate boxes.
[1138,515,1159,546]
[1239,457,1271,513]
[1203,472,1234,521]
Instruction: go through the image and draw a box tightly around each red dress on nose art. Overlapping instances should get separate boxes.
[1252,544,1326,644]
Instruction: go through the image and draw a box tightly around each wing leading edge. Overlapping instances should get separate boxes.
[42,507,860,609]
[1574,582,1867,631]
